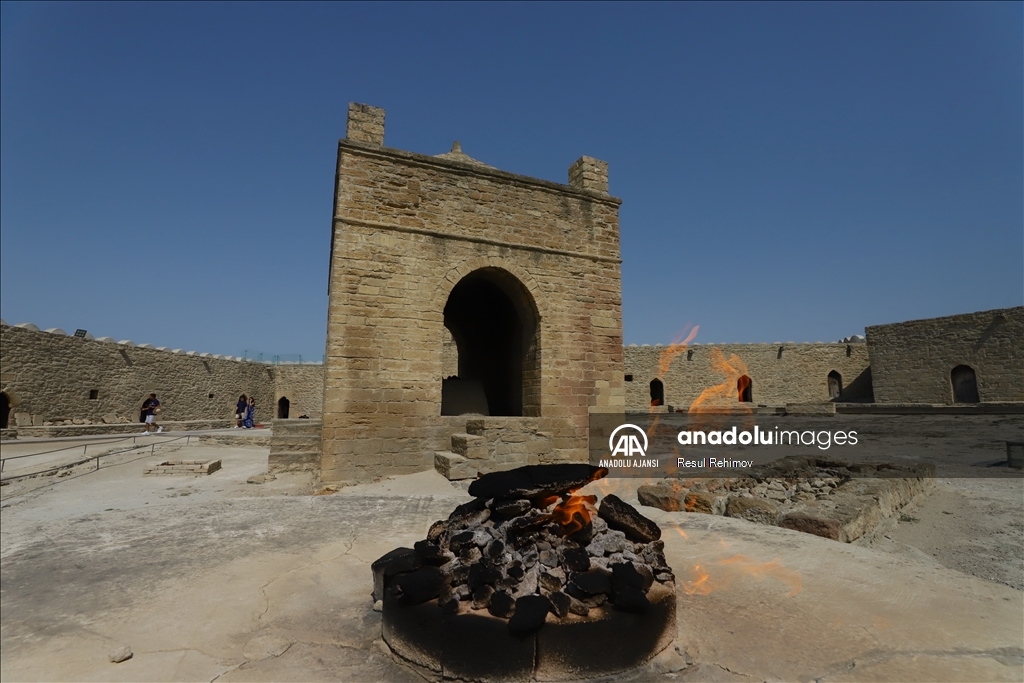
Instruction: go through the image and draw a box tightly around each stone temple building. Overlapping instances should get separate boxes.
[321,103,625,483]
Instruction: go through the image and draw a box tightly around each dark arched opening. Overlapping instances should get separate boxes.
[950,365,979,404]
[0,392,9,429]
[442,268,540,417]
[277,396,291,419]
[650,379,664,407]
[737,375,753,402]
[828,371,843,399]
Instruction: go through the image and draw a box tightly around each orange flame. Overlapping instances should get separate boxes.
[688,347,751,413]
[680,554,802,598]
[546,494,597,535]
[658,325,699,379]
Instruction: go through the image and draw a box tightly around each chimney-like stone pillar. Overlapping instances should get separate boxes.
[568,156,608,193]
[346,103,385,146]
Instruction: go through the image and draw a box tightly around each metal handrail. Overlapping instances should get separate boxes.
[0,434,195,482]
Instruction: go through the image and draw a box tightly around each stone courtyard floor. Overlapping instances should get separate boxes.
[1,436,1022,682]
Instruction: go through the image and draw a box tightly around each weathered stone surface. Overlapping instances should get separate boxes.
[434,451,477,481]
[108,645,132,663]
[393,566,445,605]
[598,494,662,542]
[637,482,688,512]
[371,547,420,601]
[683,491,717,514]
[725,496,779,525]
[780,512,842,541]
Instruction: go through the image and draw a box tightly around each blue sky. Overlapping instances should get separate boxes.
[2,2,1021,359]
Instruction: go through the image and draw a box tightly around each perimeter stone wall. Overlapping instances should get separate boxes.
[866,307,1024,404]
[323,103,625,483]
[0,323,275,425]
[274,365,325,419]
[623,343,872,411]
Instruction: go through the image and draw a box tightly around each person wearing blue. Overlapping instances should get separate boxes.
[242,397,256,429]
[141,394,162,435]
[234,394,248,428]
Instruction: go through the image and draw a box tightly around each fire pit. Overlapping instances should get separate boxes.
[372,464,676,681]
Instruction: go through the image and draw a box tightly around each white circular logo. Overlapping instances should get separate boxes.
[608,423,648,457]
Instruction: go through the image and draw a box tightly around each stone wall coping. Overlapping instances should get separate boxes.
[337,138,623,208]
[865,306,1023,334]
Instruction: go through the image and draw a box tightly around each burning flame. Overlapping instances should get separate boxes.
[688,347,751,414]
[679,553,802,598]
[546,494,597,535]
[658,325,699,379]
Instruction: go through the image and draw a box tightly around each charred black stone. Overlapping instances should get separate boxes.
[448,498,490,528]
[485,539,506,561]
[468,464,607,501]
[598,494,662,542]
[635,563,655,591]
[439,595,460,614]
[414,540,447,565]
[459,546,482,564]
[449,564,471,585]
[538,571,563,593]
[449,531,477,552]
[566,519,594,546]
[561,546,591,573]
[508,595,552,635]
[569,568,612,595]
[468,563,502,591]
[426,520,446,543]
[491,498,532,519]
[371,547,422,601]
[612,585,649,613]
[394,566,445,605]
[548,591,571,618]
[507,565,525,581]
[505,515,545,548]
[472,585,495,609]
[610,562,645,592]
[488,590,516,618]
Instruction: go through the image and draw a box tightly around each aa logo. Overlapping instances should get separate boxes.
[608,424,648,458]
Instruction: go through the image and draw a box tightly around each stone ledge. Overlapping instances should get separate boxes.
[143,460,221,476]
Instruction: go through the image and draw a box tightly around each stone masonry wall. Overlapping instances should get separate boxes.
[866,307,1024,404]
[624,342,872,411]
[273,364,325,419]
[1,323,276,425]
[323,104,625,483]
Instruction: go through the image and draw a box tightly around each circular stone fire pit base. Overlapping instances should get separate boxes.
[383,582,676,682]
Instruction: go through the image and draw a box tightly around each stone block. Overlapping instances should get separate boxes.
[725,496,779,525]
[637,482,688,512]
[451,433,487,459]
[434,451,477,481]
[780,512,842,541]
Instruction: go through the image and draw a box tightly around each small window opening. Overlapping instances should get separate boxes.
[208,393,215,399]
[650,379,664,407]
[89,389,99,400]
[624,374,633,382]
[737,375,753,402]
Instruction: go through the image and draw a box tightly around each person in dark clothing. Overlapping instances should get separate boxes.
[235,394,248,428]
[141,394,162,435]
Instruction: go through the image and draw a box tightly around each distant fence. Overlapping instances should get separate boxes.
[241,352,324,365]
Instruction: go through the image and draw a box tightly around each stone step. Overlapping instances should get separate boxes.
[434,451,477,481]
[450,432,487,459]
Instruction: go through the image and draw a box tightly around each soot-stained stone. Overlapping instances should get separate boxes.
[612,585,649,613]
[460,546,482,564]
[449,531,476,552]
[448,498,490,527]
[548,591,571,618]
[507,565,525,581]
[472,585,495,609]
[539,571,563,593]
[449,563,471,585]
[561,547,591,573]
[508,595,552,635]
[491,498,532,519]
[371,547,422,601]
[468,563,502,590]
[468,464,607,501]
[394,566,445,605]
[439,595,461,615]
[570,568,612,595]
[610,562,645,592]
[568,596,590,616]
[488,591,516,618]
[485,539,506,560]
[635,563,655,591]
[414,540,447,565]
[598,494,662,542]
[426,520,446,542]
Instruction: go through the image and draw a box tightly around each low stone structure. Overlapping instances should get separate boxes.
[637,456,935,543]
[867,306,1024,404]
[268,419,322,473]
[143,459,222,476]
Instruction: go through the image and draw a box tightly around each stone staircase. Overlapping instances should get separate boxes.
[434,418,554,481]
[268,419,322,473]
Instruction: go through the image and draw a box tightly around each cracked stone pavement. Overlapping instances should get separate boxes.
[1,442,1021,682]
